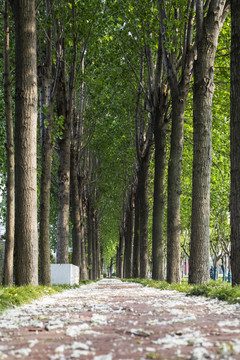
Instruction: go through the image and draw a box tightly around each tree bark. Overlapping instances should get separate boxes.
[152,123,166,281]
[132,49,152,279]
[116,246,120,277]
[118,227,125,278]
[96,216,101,278]
[138,151,152,279]
[189,0,230,284]
[92,212,97,280]
[87,198,93,280]
[132,186,140,278]
[70,149,81,269]
[80,192,88,280]
[159,0,195,283]
[39,65,52,285]
[38,1,53,284]
[124,188,134,278]
[230,0,240,286]
[12,0,38,285]
[56,57,70,264]
[3,0,14,286]
[167,100,185,283]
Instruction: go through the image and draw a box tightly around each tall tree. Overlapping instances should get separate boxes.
[38,0,55,285]
[55,46,70,264]
[70,54,88,280]
[230,0,240,286]
[3,0,14,286]
[85,152,100,280]
[133,50,153,279]
[150,21,169,281]
[151,94,168,281]
[55,2,78,264]
[189,0,230,284]
[159,0,195,283]
[11,0,38,285]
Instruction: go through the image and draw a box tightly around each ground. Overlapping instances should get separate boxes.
[0,279,240,359]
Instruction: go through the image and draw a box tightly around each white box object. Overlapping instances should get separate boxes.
[51,264,79,285]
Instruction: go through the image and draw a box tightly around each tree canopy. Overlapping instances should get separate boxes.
[0,0,234,286]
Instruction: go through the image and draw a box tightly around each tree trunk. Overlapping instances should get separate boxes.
[116,246,120,277]
[230,0,240,286]
[100,245,104,277]
[167,100,185,283]
[56,58,70,264]
[96,217,101,278]
[152,117,166,281]
[189,1,229,284]
[12,0,38,285]
[39,67,52,285]
[70,149,81,269]
[80,192,88,280]
[118,227,125,278]
[124,189,134,278]
[87,199,93,280]
[3,0,14,286]
[132,186,140,278]
[189,44,213,284]
[92,212,96,280]
[38,0,53,286]
[139,151,151,279]
[159,0,195,284]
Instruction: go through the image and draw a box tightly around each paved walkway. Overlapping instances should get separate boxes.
[0,279,240,359]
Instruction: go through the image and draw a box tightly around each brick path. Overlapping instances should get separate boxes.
[0,279,240,359]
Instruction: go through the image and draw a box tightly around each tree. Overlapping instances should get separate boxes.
[86,151,100,280]
[38,0,55,285]
[143,3,169,282]
[230,0,240,286]
[123,183,135,278]
[11,0,38,285]
[159,0,195,283]
[189,0,230,284]
[2,0,14,286]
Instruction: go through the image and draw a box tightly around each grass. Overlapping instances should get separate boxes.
[0,280,93,314]
[1,278,240,314]
[122,277,192,293]
[123,278,240,305]
[188,280,240,304]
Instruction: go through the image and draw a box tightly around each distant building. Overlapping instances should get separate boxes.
[0,239,5,283]
[0,224,5,237]
[0,223,5,282]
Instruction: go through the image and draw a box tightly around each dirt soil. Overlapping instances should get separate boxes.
[0,279,240,359]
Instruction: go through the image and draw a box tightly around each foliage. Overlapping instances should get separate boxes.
[0,0,232,274]
[209,15,230,261]
[178,13,230,264]
[84,5,138,264]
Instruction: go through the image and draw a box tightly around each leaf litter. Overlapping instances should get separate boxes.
[0,279,239,359]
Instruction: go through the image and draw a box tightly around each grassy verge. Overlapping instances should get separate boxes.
[123,278,240,305]
[0,280,93,314]
[1,278,240,313]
